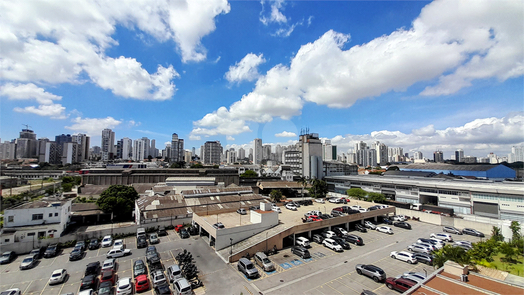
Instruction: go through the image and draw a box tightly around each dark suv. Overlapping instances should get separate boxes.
[85,261,101,276]
[343,234,364,246]
[462,228,485,237]
[331,237,351,250]
[44,244,60,258]
[355,264,386,282]
[385,277,416,292]
[291,246,311,259]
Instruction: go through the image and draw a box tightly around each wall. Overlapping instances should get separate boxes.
[396,208,443,225]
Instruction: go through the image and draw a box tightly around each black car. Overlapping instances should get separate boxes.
[189,226,199,236]
[249,205,260,210]
[346,209,360,215]
[331,210,344,217]
[134,259,147,277]
[98,281,114,295]
[179,228,190,239]
[355,224,367,233]
[75,241,86,251]
[80,274,98,291]
[319,214,333,220]
[85,261,101,276]
[137,236,148,248]
[343,234,364,246]
[146,247,161,265]
[291,246,311,259]
[312,234,324,244]
[394,221,412,230]
[158,227,168,236]
[69,248,85,261]
[332,227,345,236]
[88,238,100,250]
[462,228,485,237]
[155,282,172,295]
[382,217,393,225]
[413,253,434,265]
[30,247,46,259]
[331,237,351,250]
[44,244,60,258]
[368,205,380,211]
[0,251,17,264]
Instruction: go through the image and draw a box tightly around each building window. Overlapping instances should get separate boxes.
[49,213,53,217]
[55,213,58,216]
[4,239,9,243]
[27,232,35,236]
[32,214,43,220]
[8,216,13,222]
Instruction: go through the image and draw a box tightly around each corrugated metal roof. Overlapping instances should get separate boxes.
[403,164,499,171]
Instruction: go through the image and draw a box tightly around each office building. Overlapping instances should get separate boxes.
[101,129,115,161]
[15,129,38,159]
[72,134,90,162]
[238,147,245,160]
[203,141,223,164]
[433,150,444,163]
[413,151,423,160]
[373,141,388,165]
[0,141,16,160]
[170,133,184,163]
[455,149,464,163]
[253,138,263,164]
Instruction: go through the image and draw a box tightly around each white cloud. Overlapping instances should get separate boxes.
[189,134,201,141]
[192,0,523,137]
[225,53,266,83]
[14,104,67,119]
[65,116,122,136]
[329,113,524,158]
[260,0,287,25]
[0,0,229,101]
[275,131,297,137]
[226,135,235,141]
[0,83,61,104]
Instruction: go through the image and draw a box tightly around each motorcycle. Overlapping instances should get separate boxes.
[190,278,203,289]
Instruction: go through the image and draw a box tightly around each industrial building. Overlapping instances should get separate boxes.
[400,163,516,180]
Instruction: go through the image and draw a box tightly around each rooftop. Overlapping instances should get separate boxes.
[8,199,69,210]
[403,163,508,172]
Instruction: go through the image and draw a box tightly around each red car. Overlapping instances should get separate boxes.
[174,225,184,233]
[307,215,322,222]
[135,274,150,292]
[385,277,416,293]
[100,270,116,285]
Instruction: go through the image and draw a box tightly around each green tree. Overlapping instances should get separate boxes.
[346,188,367,200]
[269,190,283,203]
[491,226,504,242]
[190,163,204,168]
[509,221,522,242]
[367,192,386,203]
[499,242,517,263]
[62,176,81,185]
[307,179,328,199]
[296,177,309,199]
[469,239,498,263]
[240,170,258,178]
[433,245,472,268]
[96,185,139,220]
[61,183,73,192]
[170,161,186,168]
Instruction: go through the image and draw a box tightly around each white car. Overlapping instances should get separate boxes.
[307,210,322,216]
[390,251,417,264]
[400,272,426,283]
[334,227,348,235]
[48,269,67,285]
[0,289,21,295]
[101,235,113,247]
[392,215,407,221]
[430,233,453,242]
[323,238,343,252]
[315,198,325,203]
[416,242,437,251]
[322,230,336,238]
[78,291,96,295]
[152,269,167,287]
[113,239,125,250]
[285,203,297,211]
[350,205,362,210]
[272,205,281,213]
[376,226,393,234]
[328,197,338,203]
[358,208,369,213]
[296,237,310,248]
[116,277,133,295]
[364,221,376,230]
[106,248,131,258]
[407,244,432,254]
[102,258,116,271]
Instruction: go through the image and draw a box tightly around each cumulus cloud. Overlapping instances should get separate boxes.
[192,0,523,137]
[330,113,524,158]
[0,0,229,101]
[260,0,287,25]
[14,104,67,119]
[226,135,235,141]
[275,131,297,137]
[1,83,67,118]
[225,53,266,83]
[65,116,122,136]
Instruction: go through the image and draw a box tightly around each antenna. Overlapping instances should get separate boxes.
[22,124,31,130]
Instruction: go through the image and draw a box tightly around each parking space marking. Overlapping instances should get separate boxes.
[22,280,33,294]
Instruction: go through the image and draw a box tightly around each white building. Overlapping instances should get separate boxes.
[1,198,72,244]
[101,128,115,161]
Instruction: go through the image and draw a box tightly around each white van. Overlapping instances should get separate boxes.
[136,228,146,239]
[167,264,182,283]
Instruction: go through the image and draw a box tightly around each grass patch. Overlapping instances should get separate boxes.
[488,252,524,277]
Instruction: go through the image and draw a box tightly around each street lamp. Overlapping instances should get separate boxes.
[230,238,233,255]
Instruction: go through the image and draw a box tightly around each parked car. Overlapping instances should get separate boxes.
[113,239,125,250]
[30,247,46,259]
[462,228,485,237]
[401,272,427,283]
[333,227,348,236]
[174,224,184,232]
[453,242,473,250]
[364,221,376,230]
[179,228,190,239]
[19,256,36,270]
[272,205,282,213]
[152,269,167,287]
[382,217,393,225]
[323,238,343,252]
[149,233,160,244]
[350,205,362,210]
[355,264,386,282]
[343,234,364,246]
[101,235,113,247]
[167,264,183,283]
[331,210,344,217]
[101,270,117,285]
[80,274,98,291]
[306,210,322,217]
[48,269,67,285]
[137,236,148,248]
[158,227,168,236]
[88,239,100,250]
[443,226,462,235]
[319,214,333,220]
[355,224,367,232]
[133,259,147,278]
[321,230,336,239]
[237,258,259,279]
[407,244,432,254]
[106,248,131,258]
[390,251,417,264]
[0,251,17,264]
[291,246,311,259]
[413,253,434,265]
[44,244,60,258]
[101,259,115,272]
[85,261,101,276]
[416,241,437,251]
[376,226,393,234]
[173,278,192,295]
[417,238,444,249]
[69,248,85,261]
[285,203,298,211]
[254,252,275,272]
[385,277,416,292]
[392,215,407,221]
[116,277,133,295]
[0,289,21,295]
[430,233,453,242]
[237,208,247,215]
[331,236,351,250]
[212,222,225,229]
[98,281,114,295]
[393,221,411,229]
[296,237,310,248]
[312,234,324,244]
[315,198,325,203]
[75,241,86,251]
[135,274,150,292]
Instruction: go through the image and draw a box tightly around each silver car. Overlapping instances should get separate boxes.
[19,256,36,270]
[355,264,386,282]
[408,244,432,254]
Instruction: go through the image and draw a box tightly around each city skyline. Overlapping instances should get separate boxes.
[1,1,522,159]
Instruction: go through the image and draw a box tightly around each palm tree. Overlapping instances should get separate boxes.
[296,176,309,201]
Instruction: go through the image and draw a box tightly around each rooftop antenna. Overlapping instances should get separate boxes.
[22,124,32,130]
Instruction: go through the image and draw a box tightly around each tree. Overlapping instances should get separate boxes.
[269,190,283,203]
[170,161,186,168]
[367,192,386,203]
[296,177,309,199]
[346,188,367,200]
[240,170,258,178]
[433,245,471,268]
[491,226,504,242]
[469,239,498,263]
[510,221,522,243]
[499,242,517,263]
[62,176,81,186]
[190,163,204,168]
[61,183,73,192]
[96,185,139,220]
[148,155,153,162]
[307,179,327,199]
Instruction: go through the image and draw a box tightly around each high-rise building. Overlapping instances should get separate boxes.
[253,138,263,164]
[356,148,377,167]
[150,139,157,158]
[433,150,444,163]
[37,138,50,162]
[263,144,271,160]
[0,140,16,160]
[203,141,222,164]
[248,148,253,162]
[133,138,150,161]
[372,141,388,165]
[508,146,524,163]
[15,129,38,159]
[238,147,245,160]
[355,141,367,151]
[414,151,423,160]
[455,149,464,163]
[101,129,115,161]
[388,147,404,162]
[170,133,184,163]
[299,133,323,178]
[72,133,90,162]
[323,140,333,161]
[184,150,192,163]
[226,149,237,164]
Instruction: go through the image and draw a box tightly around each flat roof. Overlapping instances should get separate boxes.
[165,177,216,181]
[258,181,309,189]
[8,199,69,210]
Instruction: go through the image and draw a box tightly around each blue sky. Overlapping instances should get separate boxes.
[1,0,523,159]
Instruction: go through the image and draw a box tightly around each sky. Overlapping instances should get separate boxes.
[0,0,523,159]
